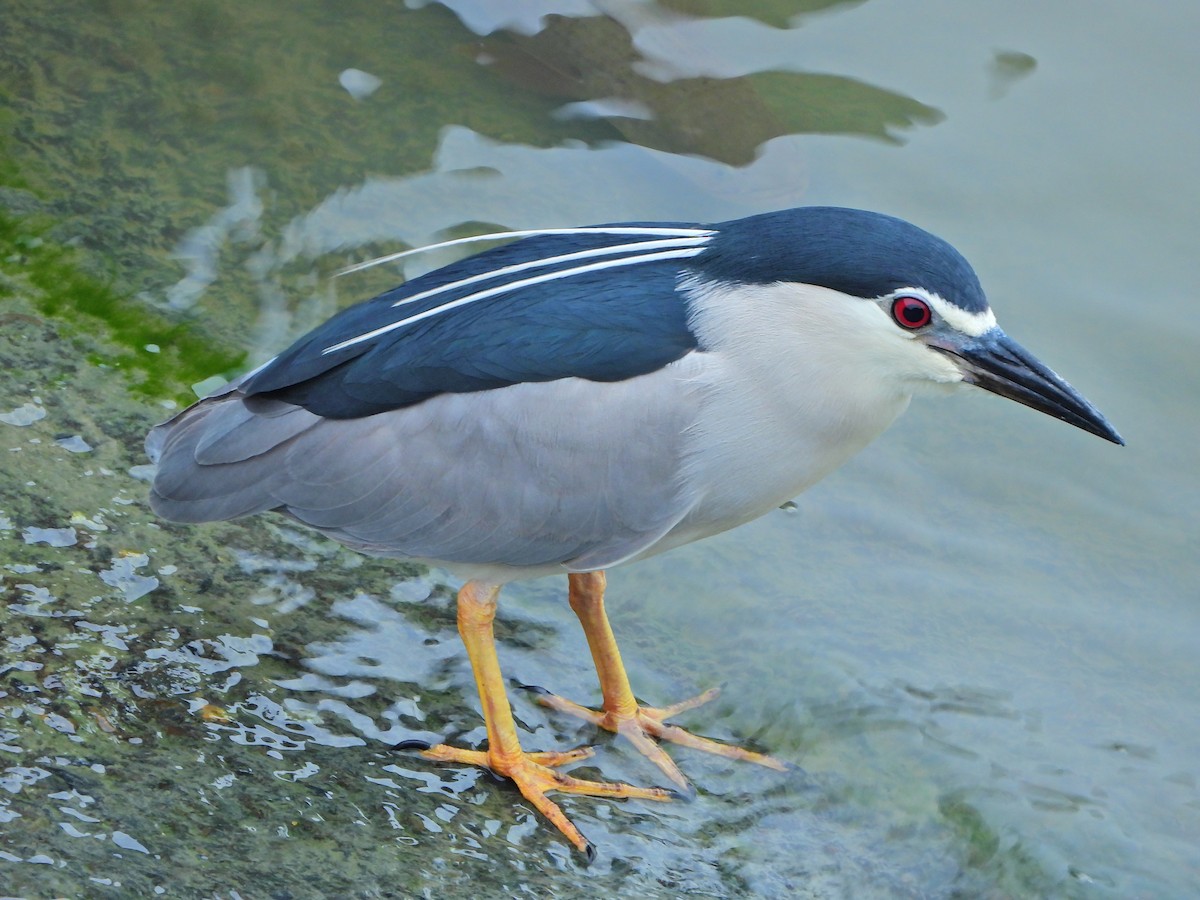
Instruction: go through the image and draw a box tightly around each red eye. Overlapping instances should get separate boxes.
[891,296,932,329]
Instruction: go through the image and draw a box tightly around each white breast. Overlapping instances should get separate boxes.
[655,278,923,550]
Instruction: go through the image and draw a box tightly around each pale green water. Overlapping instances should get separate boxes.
[1,1,1197,897]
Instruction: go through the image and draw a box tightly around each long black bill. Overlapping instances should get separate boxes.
[932,330,1124,445]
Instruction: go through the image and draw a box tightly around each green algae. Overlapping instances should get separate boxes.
[0,206,245,407]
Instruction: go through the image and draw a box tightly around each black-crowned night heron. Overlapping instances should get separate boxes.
[147,206,1123,857]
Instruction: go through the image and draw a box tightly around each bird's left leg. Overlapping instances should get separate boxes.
[534,571,787,792]
[416,580,673,856]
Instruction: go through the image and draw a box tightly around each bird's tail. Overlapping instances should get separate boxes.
[146,379,322,523]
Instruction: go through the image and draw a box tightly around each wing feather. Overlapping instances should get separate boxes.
[148,357,707,574]
[240,228,704,418]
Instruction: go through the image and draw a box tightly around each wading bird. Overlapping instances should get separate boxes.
[147,206,1123,858]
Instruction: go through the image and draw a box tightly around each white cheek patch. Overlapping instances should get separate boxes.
[898,288,997,337]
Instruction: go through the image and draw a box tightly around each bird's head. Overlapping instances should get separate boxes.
[692,207,1124,445]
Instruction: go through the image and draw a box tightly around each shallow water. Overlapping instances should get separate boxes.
[1,1,1197,897]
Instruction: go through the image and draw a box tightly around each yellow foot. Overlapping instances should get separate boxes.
[414,741,675,858]
[529,685,789,793]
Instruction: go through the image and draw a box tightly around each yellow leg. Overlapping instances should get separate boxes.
[418,580,673,857]
[535,571,788,792]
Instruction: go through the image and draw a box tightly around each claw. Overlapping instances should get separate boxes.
[668,783,697,802]
[392,739,433,751]
[421,741,672,856]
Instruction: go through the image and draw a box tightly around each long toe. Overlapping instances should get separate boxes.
[536,686,789,786]
[418,742,674,856]
[641,716,788,771]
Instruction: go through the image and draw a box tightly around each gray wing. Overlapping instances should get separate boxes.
[147,358,706,573]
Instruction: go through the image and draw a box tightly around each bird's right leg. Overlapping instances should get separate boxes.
[533,571,787,792]
[418,580,673,857]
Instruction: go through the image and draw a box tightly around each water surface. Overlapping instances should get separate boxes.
[1,1,1197,897]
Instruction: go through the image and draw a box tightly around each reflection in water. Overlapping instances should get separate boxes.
[433,0,873,38]
[162,1,946,361]
[470,8,943,165]
[987,50,1038,99]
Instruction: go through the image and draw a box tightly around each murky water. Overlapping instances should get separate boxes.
[1,1,1197,897]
